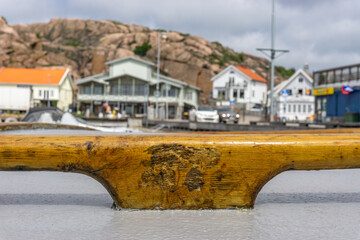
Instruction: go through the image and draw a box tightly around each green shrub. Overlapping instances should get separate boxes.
[275,66,296,77]
[1,16,7,24]
[212,41,222,47]
[63,39,79,47]
[180,33,190,37]
[134,41,152,56]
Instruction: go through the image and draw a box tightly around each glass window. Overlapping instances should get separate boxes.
[252,90,255,97]
[293,105,296,112]
[350,67,358,80]
[288,104,291,113]
[335,69,342,83]
[308,104,312,113]
[314,73,320,86]
[120,79,133,96]
[239,89,244,99]
[229,77,235,85]
[82,85,91,95]
[287,89,292,96]
[93,84,103,95]
[168,87,177,97]
[298,104,301,113]
[298,78,303,83]
[319,72,326,85]
[327,71,334,84]
[298,89,303,95]
[135,85,145,96]
[303,105,306,112]
[109,80,119,95]
[186,90,193,100]
[233,89,237,99]
[218,90,226,100]
[39,90,42,97]
[342,68,350,82]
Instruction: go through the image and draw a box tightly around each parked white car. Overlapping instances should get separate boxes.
[189,106,219,123]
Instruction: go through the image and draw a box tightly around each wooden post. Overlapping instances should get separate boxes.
[1,132,360,209]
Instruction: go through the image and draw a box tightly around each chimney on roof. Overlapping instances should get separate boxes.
[303,63,309,72]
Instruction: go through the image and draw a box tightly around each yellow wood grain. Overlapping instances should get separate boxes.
[1,133,360,209]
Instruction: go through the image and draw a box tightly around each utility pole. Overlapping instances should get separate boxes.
[257,0,289,122]
[155,32,167,120]
[155,32,161,120]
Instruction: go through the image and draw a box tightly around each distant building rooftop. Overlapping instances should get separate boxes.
[0,68,68,85]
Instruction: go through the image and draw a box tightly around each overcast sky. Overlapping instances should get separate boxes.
[1,0,360,72]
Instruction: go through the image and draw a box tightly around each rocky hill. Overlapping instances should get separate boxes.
[0,17,290,104]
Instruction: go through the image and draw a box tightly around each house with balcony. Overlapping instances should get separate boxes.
[76,56,200,119]
[0,68,73,112]
[272,69,314,121]
[211,65,267,109]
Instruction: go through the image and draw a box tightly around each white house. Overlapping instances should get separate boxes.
[272,69,314,121]
[0,68,74,112]
[76,56,200,119]
[211,65,267,109]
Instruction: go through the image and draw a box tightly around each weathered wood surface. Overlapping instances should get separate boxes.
[1,133,360,209]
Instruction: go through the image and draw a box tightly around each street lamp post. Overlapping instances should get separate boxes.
[155,32,167,120]
[256,0,288,122]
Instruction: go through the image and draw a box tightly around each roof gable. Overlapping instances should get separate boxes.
[235,66,267,83]
[274,69,314,95]
[211,65,267,83]
[0,68,68,85]
[106,56,155,67]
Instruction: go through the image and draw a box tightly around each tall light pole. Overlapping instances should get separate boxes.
[257,0,288,122]
[155,32,167,119]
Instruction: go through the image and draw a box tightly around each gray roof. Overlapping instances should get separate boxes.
[106,56,155,66]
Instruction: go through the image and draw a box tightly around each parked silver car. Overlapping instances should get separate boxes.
[217,108,240,123]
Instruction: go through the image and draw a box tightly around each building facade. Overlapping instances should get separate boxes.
[0,68,73,112]
[76,56,200,119]
[272,69,314,121]
[313,63,360,122]
[211,65,267,109]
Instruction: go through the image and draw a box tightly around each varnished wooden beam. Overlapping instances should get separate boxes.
[0,133,360,209]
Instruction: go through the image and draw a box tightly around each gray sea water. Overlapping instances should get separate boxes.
[0,170,359,239]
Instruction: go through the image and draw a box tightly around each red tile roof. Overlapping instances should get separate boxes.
[235,66,267,83]
[0,68,67,85]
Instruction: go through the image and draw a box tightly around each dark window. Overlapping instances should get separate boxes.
[298,78,303,83]
[233,89,237,99]
[298,89,303,95]
[218,90,226,100]
[239,89,244,99]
